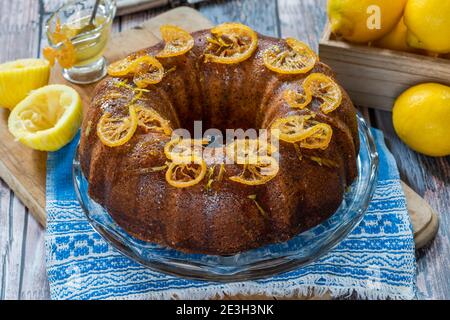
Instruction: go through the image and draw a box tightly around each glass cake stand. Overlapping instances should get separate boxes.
[73,114,378,281]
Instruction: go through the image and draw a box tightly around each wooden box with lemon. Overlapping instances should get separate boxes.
[320,0,450,157]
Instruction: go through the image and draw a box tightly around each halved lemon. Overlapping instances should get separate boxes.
[0,59,50,110]
[263,38,317,74]
[8,84,82,151]
[165,156,207,188]
[204,22,258,64]
[157,25,195,58]
[303,73,342,114]
[97,105,138,147]
[229,156,279,186]
[136,105,172,135]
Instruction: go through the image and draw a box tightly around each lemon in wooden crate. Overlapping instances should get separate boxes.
[404,0,450,54]
[393,83,450,157]
[8,84,82,152]
[0,59,50,110]
[327,0,407,43]
[375,18,420,53]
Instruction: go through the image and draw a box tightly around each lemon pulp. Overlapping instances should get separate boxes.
[8,84,82,151]
[0,59,50,110]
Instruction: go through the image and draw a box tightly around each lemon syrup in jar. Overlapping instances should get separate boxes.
[45,0,116,84]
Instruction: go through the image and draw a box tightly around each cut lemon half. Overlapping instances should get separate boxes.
[263,38,317,74]
[204,23,258,64]
[157,25,195,58]
[303,73,342,114]
[97,105,138,147]
[165,157,207,188]
[8,84,82,151]
[229,156,279,186]
[0,59,50,110]
[136,106,172,135]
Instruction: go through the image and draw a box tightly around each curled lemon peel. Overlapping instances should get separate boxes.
[302,73,342,114]
[135,105,172,135]
[157,25,195,58]
[204,23,258,64]
[229,155,279,186]
[165,156,207,188]
[96,105,138,147]
[263,38,317,74]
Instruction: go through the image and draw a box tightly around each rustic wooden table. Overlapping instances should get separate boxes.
[0,0,449,300]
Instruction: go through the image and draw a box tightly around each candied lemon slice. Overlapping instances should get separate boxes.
[303,73,342,114]
[299,123,333,150]
[284,86,312,110]
[132,56,164,88]
[8,84,82,151]
[204,22,258,64]
[108,55,138,77]
[226,139,277,165]
[271,115,321,143]
[97,105,138,147]
[164,137,206,163]
[157,25,195,58]
[0,59,50,110]
[229,156,279,186]
[165,156,207,188]
[135,105,172,135]
[263,38,317,74]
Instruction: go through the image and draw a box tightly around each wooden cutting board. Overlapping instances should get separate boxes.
[0,7,439,249]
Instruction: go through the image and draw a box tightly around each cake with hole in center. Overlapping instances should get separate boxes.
[79,23,359,255]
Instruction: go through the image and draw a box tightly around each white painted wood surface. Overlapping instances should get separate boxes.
[0,0,449,300]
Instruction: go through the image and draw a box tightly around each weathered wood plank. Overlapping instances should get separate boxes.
[0,0,49,300]
[278,0,327,50]
[374,110,450,300]
[198,0,279,37]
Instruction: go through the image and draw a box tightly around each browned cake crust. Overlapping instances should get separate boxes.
[79,30,360,255]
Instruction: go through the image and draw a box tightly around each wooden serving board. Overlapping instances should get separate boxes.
[0,7,439,249]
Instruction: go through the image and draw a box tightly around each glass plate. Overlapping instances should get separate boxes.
[73,114,378,281]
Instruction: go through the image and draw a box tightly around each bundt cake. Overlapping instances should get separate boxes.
[79,23,360,255]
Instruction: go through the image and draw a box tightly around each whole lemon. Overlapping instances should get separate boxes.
[393,83,450,157]
[404,0,450,54]
[375,18,420,53]
[328,0,407,43]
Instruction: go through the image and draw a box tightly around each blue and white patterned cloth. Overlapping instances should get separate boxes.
[45,129,416,300]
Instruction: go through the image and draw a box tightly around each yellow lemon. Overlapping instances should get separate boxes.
[393,83,450,157]
[328,0,407,43]
[375,18,420,53]
[404,0,450,54]
[0,59,50,110]
[8,84,82,152]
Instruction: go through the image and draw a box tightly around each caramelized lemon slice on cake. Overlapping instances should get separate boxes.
[165,156,207,188]
[284,86,312,110]
[107,53,144,77]
[263,38,317,74]
[0,59,50,110]
[299,123,333,150]
[135,106,172,135]
[229,156,279,186]
[226,139,278,165]
[204,23,258,64]
[97,105,138,147]
[8,84,82,151]
[303,73,342,114]
[131,56,165,88]
[157,25,195,58]
[164,137,206,164]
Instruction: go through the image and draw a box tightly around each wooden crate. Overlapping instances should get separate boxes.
[318,23,450,111]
